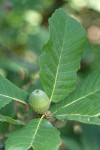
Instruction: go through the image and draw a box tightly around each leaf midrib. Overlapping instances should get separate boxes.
[29,115,44,149]
[50,21,67,102]
[53,88,100,115]
[0,93,27,105]
[56,113,99,118]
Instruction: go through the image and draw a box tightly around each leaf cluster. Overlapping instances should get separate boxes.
[0,8,100,150]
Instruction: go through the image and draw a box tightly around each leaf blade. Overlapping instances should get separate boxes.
[0,75,28,109]
[51,70,100,125]
[5,119,60,150]
[0,114,25,125]
[40,8,86,103]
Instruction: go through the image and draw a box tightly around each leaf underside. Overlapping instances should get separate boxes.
[0,75,29,109]
[5,119,60,150]
[51,70,100,125]
[40,8,86,103]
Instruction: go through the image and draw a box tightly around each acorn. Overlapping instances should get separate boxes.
[28,89,50,114]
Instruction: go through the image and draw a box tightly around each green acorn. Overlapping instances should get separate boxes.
[28,89,50,114]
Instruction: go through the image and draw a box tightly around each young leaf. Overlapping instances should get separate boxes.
[5,118,60,150]
[0,114,25,125]
[40,8,86,103]
[51,70,100,125]
[0,75,29,109]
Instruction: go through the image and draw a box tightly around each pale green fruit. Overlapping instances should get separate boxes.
[28,89,50,114]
